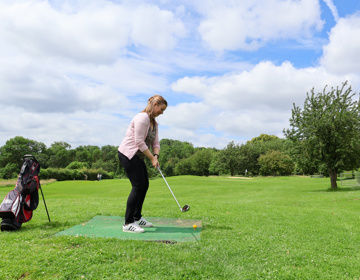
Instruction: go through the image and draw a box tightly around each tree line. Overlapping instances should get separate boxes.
[0,133,318,181]
[0,82,359,189]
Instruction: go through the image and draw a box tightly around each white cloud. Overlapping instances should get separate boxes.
[197,0,324,51]
[172,61,348,111]
[160,102,211,130]
[0,1,128,63]
[0,57,131,114]
[0,0,359,150]
[322,0,339,22]
[171,61,353,143]
[213,109,290,139]
[0,1,187,64]
[130,5,187,50]
[0,106,128,148]
[320,14,360,74]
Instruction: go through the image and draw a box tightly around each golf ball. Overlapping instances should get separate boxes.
[193,224,197,230]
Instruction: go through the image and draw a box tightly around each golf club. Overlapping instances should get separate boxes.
[157,166,190,212]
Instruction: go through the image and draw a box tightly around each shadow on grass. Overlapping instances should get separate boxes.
[311,186,360,192]
[20,221,77,232]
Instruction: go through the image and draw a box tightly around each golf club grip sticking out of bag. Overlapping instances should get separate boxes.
[157,166,190,212]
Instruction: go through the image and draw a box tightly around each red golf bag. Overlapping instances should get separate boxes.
[0,155,42,231]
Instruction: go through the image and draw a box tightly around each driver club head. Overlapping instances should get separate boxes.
[181,204,190,212]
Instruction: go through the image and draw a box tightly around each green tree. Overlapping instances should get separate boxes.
[174,158,194,175]
[238,136,287,176]
[250,134,279,144]
[286,141,319,175]
[284,81,360,189]
[47,141,72,168]
[159,139,195,176]
[92,160,117,172]
[208,150,221,175]
[92,148,102,163]
[66,161,89,169]
[217,141,241,176]
[100,145,119,173]
[191,148,213,176]
[74,146,92,165]
[258,150,294,176]
[101,145,118,162]
[0,136,47,168]
[0,163,19,179]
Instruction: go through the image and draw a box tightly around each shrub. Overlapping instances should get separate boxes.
[258,150,294,176]
[0,163,19,179]
[39,167,112,181]
[66,161,89,170]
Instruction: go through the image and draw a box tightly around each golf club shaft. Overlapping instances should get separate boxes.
[157,166,182,210]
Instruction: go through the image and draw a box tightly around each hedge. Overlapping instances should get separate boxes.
[39,168,112,181]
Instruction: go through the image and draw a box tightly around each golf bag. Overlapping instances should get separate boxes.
[0,155,41,231]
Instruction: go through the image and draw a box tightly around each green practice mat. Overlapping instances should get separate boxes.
[55,216,202,242]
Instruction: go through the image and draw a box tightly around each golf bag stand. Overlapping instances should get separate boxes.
[0,154,50,231]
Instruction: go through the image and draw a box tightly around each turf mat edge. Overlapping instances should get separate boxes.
[55,215,202,242]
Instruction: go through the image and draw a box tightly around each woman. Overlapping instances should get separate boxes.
[118,95,167,233]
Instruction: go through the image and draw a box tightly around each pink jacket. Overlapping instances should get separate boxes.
[118,112,160,160]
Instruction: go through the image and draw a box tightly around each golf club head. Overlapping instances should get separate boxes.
[181,204,190,212]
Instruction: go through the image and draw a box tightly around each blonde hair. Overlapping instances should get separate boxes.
[142,95,168,123]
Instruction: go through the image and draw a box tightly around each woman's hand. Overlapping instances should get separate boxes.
[151,156,159,168]
[143,148,160,168]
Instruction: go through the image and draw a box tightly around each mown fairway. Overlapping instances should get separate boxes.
[1,176,360,279]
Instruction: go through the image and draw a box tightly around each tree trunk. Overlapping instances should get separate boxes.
[329,169,338,189]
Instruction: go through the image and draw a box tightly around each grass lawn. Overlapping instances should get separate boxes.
[1,175,360,279]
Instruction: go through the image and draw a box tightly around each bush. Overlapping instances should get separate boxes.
[258,150,294,176]
[66,161,89,170]
[92,160,117,173]
[0,163,19,179]
[39,168,112,181]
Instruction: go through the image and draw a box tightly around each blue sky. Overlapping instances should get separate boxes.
[0,0,359,149]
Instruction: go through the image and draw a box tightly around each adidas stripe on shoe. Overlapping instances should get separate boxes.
[123,222,145,233]
[135,217,153,227]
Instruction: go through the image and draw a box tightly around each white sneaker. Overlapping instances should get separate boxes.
[123,222,145,233]
[135,217,153,228]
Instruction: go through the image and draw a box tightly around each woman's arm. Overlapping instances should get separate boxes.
[134,113,150,152]
[152,123,160,162]
[153,147,160,157]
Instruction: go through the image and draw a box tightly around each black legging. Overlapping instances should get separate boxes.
[118,151,149,224]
